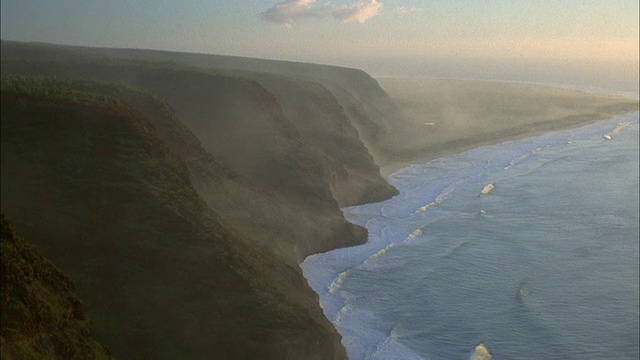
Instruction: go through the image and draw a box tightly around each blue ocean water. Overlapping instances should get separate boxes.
[302,112,640,360]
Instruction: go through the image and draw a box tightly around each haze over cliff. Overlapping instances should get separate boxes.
[1,40,638,359]
[0,41,399,359]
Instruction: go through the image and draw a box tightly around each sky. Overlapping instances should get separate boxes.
[1,0,638,90]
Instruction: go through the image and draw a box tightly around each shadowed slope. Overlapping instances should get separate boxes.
[0,58,383,257]
[114,82,368,261]
[0,214,113,360]
[0,82,346,359]
[239,73,397,207]
[0,40,403,178]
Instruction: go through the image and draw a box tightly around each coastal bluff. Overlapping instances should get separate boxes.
[1,40,638,359]
[1,40,395,359]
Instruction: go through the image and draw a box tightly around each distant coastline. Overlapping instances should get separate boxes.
[374,77,639,177]
[379,109,640,177]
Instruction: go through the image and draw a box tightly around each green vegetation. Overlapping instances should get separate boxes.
[1,79,347,359]
[0,214,113,360]
[0,74,167,109]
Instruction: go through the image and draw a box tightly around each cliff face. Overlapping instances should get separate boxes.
[0,40,403,193]
[240,73,397,207]
[115,84,367,260]
[0,83,346,359]
[0,40,399,255]
[0,41,404,359]
[81,44,406,164]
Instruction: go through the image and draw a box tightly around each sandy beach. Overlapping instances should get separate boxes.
[375,78,639,176]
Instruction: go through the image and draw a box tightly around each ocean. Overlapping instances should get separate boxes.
[302,112,640,359]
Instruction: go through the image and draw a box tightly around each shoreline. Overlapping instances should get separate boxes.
[303,111,640,360]
[379,110,639,178]
[374,77,639,178]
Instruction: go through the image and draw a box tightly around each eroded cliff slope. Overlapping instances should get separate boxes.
[0,78,347,359]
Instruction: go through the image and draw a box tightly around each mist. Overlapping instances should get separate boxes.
[313,55,640,95]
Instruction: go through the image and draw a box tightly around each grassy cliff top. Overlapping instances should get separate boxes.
[1,75,166,108]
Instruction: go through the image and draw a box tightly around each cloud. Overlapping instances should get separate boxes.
[262,0,382,26]
[330,0,383,23]
[262,0,319,26]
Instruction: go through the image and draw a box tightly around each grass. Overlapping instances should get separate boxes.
[0,214,114,360]
[1,74,167,110]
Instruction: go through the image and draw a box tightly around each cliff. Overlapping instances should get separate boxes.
[0,40,398,207]
[0,78,348,359]
[2,40,638,359]
[0,42,405,357]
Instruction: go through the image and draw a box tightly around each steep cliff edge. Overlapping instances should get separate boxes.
[0,82,346,359]
[112,80,368,260]
[238,73,398,207]
[0,40,398,207]
[0,41,404,359]
[81,44,406,165]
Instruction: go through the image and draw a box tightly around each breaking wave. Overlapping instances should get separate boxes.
[302,112,640,360]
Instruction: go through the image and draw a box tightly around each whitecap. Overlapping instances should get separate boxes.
[480,183,495,195]
[328,270,349,294]
[404,229,423,242]
[363,243,396,265]
[415,178,467,212]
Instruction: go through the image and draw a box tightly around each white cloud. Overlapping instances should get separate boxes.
[330,0,383,23]
[262,0,383,26]
[262,0,319,26]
